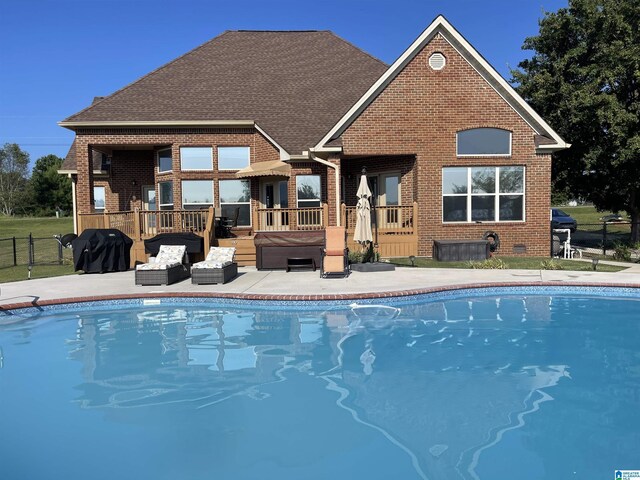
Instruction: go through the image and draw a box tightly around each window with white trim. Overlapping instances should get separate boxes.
[442,166,524,222]
[181,180,214,210]
[159,181,173,210]
[218,146,250,170]
[457,128,511,156]
[158,148,172,173]
[219,179,251,226]
[296,175,321,208]
[180,147,213,170]
[296,175,321,226]
[94,186,105,211]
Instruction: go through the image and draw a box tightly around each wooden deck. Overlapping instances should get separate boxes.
[78,203,419,267]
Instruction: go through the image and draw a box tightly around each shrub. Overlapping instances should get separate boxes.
[466,258,507,269]
[348,250,364,264]
[612,243,632,262]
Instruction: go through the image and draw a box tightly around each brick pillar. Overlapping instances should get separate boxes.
[326,155,341,226]
[171,144,181,209]
[75,139,94,214]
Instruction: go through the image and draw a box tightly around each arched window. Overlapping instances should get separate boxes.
[456,128,511,156]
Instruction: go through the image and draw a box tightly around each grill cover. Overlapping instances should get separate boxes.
[144,232,204,255]
[72,229,133,273]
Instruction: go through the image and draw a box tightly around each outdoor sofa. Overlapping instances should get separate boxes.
[191,247,238,284]
[135,245,189,286]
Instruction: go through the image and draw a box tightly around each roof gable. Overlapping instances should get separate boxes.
[315,16,569,152]
[61,31,388,155]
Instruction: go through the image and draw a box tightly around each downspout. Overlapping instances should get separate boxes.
[308,151,341,226]
[70,174,77,234]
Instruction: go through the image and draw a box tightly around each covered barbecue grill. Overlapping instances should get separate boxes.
[72,229,133,273]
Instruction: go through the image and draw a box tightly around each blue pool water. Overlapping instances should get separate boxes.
[1,291,639,479]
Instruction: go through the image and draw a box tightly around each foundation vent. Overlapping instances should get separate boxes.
[429,52,446,70]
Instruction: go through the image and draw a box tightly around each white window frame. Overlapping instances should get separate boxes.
[93,186,106,211]
[296,175,322,208]
[158,148,172,173]
[442,166,525,223]
[180,147,213,171]
[158,181,174,210]
[218,146,250,171]
[456,128,512,157]
[181,180,214,209]
[219,179,251,227]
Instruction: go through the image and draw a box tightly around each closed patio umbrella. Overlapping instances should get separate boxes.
[353,174,373,245]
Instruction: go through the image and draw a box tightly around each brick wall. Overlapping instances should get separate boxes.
[74,128,281,234]
[340,33,552,256]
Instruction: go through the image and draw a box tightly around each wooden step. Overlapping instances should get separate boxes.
[216,237,256,266]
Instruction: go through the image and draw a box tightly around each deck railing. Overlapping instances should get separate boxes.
[255,206,327,231]
[78,208,214,243]
[343,203,417,235]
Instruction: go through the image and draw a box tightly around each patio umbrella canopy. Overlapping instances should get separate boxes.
[353,174,373,245]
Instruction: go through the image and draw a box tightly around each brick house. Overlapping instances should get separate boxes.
[59,16,568,265]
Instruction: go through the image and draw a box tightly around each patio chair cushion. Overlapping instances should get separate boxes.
[156,245,187,264]
[136,245,186,271]
[192,247,236,269]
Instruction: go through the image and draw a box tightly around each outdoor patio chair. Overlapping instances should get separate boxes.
[135,244,189,286]
[320,226,349,278]
[191,247,238,284]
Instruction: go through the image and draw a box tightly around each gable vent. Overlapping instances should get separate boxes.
[429,52,446,70]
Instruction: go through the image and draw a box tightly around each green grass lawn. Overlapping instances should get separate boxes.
[390,256,625,272]
[0,216,76,283]
[0,216,73,237]
[558,205,630,233]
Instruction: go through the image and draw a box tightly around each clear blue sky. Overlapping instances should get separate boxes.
[0,0,568,169]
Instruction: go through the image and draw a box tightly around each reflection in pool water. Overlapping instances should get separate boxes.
[0,294,639,480]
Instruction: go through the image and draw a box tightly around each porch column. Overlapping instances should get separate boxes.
[326,154,341,226]
[75,139,94,214]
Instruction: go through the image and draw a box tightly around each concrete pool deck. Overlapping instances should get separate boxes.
[1,260,639,308]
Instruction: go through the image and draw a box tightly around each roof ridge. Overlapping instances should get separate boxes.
[61,30,234,123]
[234,29,328,32]
[325,30,389,69]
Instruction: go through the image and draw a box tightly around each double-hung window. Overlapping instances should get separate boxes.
[219,179,251,226]
[442,166,524,222]
[158,148,172,173]
[159,181,174,210]
[296,175,321,226]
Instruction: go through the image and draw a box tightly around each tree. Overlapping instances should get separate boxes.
[30,154,72,215]
[512,0,640,241]
[0,143,30,216]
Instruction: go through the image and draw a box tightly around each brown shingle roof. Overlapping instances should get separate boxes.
[60,139,106,171]
[62,31,388,154]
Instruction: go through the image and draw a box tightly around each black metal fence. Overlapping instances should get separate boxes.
[552,221,640,258]
[0,234,73,269]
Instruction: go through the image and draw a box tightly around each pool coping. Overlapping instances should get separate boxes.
[1,281,638,312]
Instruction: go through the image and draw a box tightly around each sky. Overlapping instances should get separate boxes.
[0,0,568,169]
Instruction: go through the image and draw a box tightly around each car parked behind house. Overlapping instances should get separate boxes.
[551,209,577,232]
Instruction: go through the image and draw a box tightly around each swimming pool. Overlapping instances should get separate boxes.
[1,287,638,479]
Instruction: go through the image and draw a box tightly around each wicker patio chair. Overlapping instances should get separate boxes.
[135,245,189,286]
[320,226,349,278]
[191,247,238,284]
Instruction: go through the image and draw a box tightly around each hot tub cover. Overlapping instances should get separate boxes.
[144,232,204,255]
[71,229,133,273]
